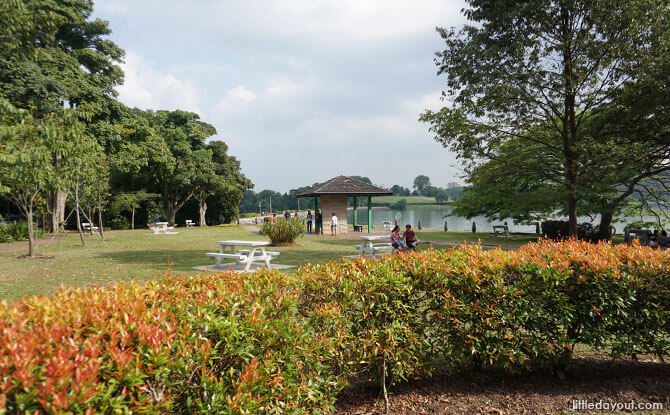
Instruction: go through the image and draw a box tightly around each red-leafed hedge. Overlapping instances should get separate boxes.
[1,240,668,413]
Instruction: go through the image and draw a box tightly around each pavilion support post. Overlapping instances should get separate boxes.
[367,195,372,233]
[353,196,358,227]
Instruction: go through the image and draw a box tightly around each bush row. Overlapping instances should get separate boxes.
[1,240,668,412]
[0,272,342,413]
[299,239,670,389]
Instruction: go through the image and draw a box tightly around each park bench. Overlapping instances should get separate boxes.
[383,221,392,230]
[81,222,99,232]
[492,224,510,237]
[185,219,195,227]
[353,224,364,232]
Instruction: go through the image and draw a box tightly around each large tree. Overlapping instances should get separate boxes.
[140,110,218,226]
[0,0,124,232]
[420,0,668,236]
[206,140,253,224]
[0,98,88,256]
[413,175,431,196]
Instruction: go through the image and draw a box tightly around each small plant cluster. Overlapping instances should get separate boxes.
[1,240,668,413]
[259,217,305,245]
[0,221,38,243]
[541,220,610,241]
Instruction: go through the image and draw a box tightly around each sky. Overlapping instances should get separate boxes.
[95,0,469,192]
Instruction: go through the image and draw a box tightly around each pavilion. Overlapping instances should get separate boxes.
[297,175,392,233]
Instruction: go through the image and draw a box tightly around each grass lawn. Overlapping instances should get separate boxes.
[416,229,539,247]
[0,225,380,301]
[371,195,439,205]
[6,225,623,301]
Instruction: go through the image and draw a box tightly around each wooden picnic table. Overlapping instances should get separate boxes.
[205,240,279,271]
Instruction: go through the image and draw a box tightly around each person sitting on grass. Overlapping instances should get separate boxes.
[390,225,406,253]
[403,224,419,251]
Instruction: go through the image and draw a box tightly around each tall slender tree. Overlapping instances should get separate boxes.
[420,0,668,236]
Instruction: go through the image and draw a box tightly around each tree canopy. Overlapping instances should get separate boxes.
[420,0,669,236]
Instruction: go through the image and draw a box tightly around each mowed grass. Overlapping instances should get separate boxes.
[416,229,539,247]
[0,225,370,301]
[371,195,438,204]
[0,225,549,301]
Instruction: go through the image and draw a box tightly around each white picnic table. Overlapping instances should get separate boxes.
[355,235,394,257]
[148,222,178,235]
[205,240,279,271]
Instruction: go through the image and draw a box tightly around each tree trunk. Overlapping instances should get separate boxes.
[88,209,94,235]
[597,211,614,241]
[97,197,105,241]
[199,197,207,227]
[27,203,35,257]
[165,202,177,227]
[561,6,579,237]
[74,183,85,246]
[131,207,135,230]
[49,190,67,233]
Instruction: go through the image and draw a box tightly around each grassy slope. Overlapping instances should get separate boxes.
[371,195,438,204]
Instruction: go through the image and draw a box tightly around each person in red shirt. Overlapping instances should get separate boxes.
[403,224,418,251]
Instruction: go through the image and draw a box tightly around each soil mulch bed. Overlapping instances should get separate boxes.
[336,357,669,414]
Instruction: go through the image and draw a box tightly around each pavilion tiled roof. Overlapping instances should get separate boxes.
[296,175,393,197]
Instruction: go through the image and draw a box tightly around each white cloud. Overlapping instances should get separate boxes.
[117,51,203,113]
[97,0,468,191]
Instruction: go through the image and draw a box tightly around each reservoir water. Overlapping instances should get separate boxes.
[346,205,654,233]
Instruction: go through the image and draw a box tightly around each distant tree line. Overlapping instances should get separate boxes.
[239,174,465,214]
[0,0,251,256]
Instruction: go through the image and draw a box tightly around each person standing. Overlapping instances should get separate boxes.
[306,210,313,233]
[284,210,291,220]
[315,210,323,235]
[331,212,338,236]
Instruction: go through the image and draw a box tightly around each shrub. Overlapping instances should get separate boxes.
[2,240,668,413]
[298,240,670,388]
[109,215,130,230]
[259,217,305,245]
[541,220,608,241]
[0,271,342,413]
[0,221,41,243]
[390,198,408,210]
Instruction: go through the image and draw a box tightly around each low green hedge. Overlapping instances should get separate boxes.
[1,240,668,413]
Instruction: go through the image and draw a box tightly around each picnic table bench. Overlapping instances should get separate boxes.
[492,224,510,237]
[185,219,195,227]
[206,240,279,271]
[382,221,393,230]
[353,224,364,232]
[148,222,178,235]
[81,222,99,232]
[356,235,398,257]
